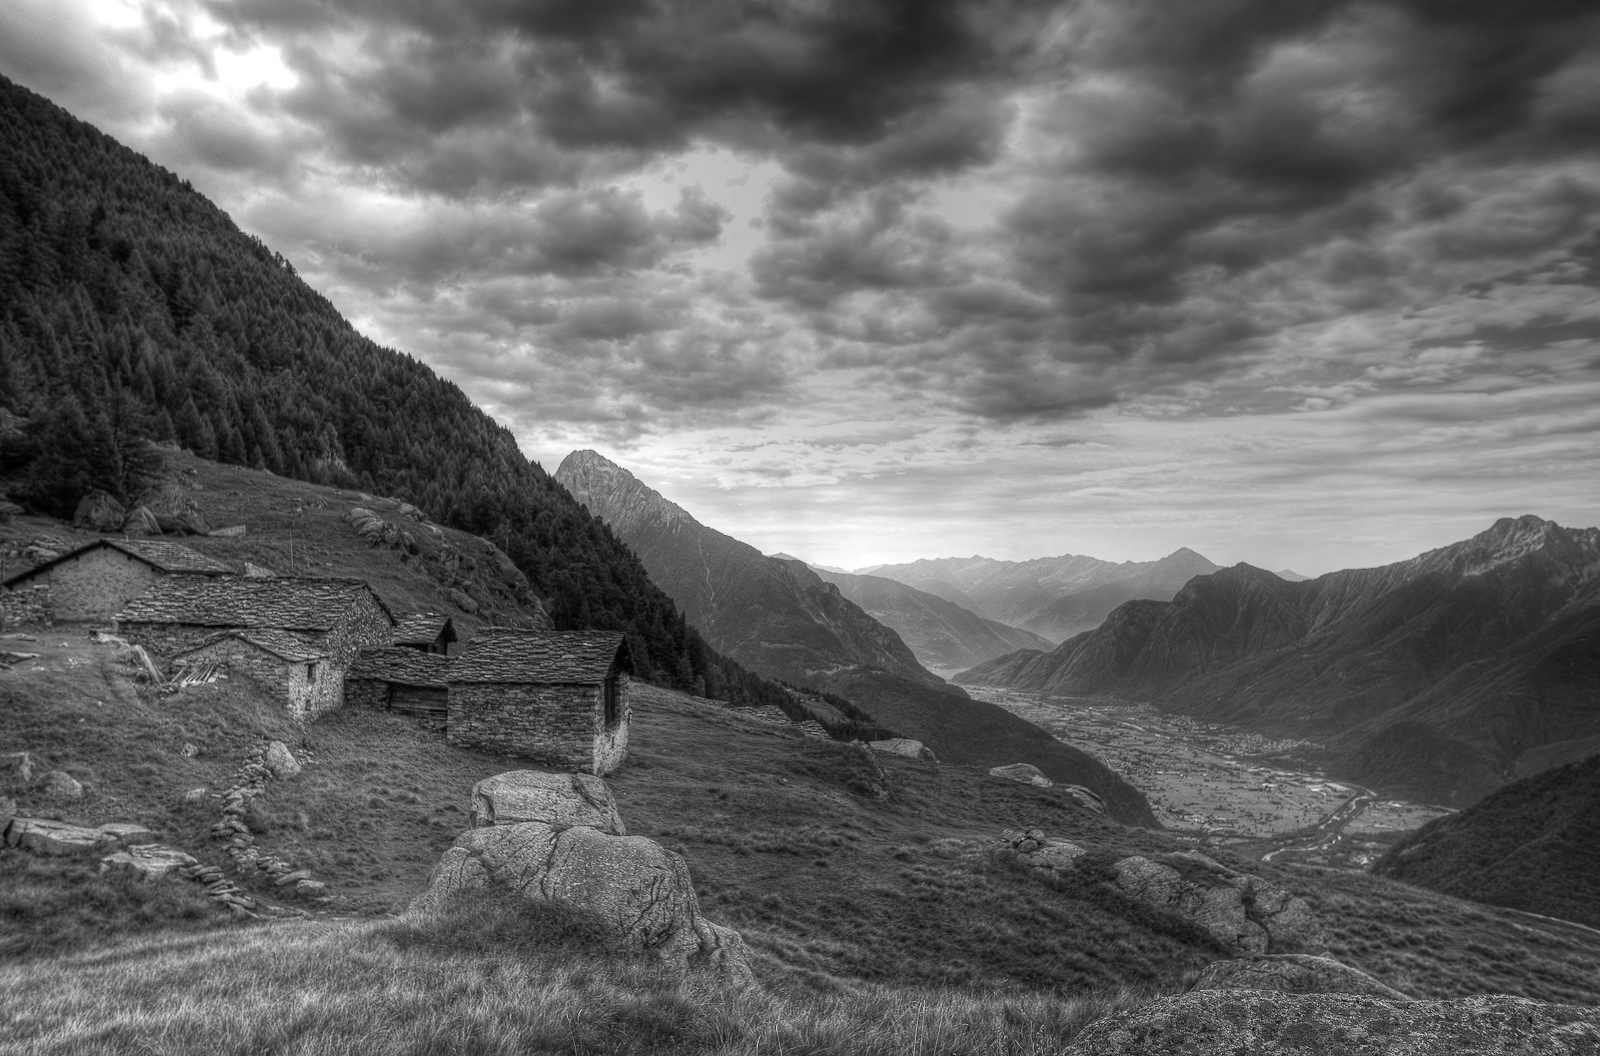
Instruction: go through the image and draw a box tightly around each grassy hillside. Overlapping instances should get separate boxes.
[1373,754,1600,929]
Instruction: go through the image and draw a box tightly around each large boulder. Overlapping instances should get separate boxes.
[1111,852,1323,954]
[470,771,625,835]
[42,770,84,801]
[1192,954,1412,1001]
[100,843,198,881]
[990,763,1053,787]
[1063,991,1600,1055]
[73,490,126,532]
[264,741,302,779]
[5,818,111,855]
[410,822,752,987]
[122,505,163,536]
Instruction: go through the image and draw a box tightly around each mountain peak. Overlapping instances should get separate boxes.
[554,450,695,533]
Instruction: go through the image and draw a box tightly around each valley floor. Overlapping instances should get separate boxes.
[966,686,1451,868]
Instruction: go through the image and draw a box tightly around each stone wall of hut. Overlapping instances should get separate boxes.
[447,679,630,775]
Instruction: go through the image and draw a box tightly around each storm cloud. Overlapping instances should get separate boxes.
[2,0,1597,570]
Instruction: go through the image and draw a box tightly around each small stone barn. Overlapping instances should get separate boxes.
[1,539,232,622]
[446,628,633,776]
[171,629,334,719]
[114,576,395,719]
[347,647,452,720]
[391,613,456,655]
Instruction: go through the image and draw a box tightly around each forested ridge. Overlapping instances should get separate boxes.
[0,72,788,708]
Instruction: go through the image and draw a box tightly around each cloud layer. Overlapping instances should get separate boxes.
[3,0,1597,571]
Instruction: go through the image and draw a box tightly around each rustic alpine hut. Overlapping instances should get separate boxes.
[446,628,633,776]
[391,612,456,655]
[1,539,232,622]
[346,647,453,720]
[169,629,333,719]
[114,576,395,719]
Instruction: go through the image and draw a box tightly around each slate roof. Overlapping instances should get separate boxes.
[3,538,232,586]
[349,647,453,688]
[174,629,329,663]
[393,613,455,648]
[450,629,632,684]
[115,576,395,630]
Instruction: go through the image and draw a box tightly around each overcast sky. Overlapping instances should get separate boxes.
[4,0,1599,574]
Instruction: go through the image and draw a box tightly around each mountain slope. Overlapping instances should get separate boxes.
[1373,753,1600,928]
[813,569,1056,673]
[0,72,783,707]
[865,549,1223,640]
[957,517,1600,806]
[555,450,1155,825]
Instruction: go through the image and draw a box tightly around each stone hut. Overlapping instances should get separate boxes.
[1,539,231,622]
[447,628,633,776]
[392,613,456,655]
[114,576,395,718]
[347,647,452,720]
[171,629,334,719]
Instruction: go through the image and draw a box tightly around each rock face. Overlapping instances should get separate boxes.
[1193,954,1412,1001]
[73,490,126,531]
[1111,852,1323,954]
[411,822,754,986]
[1063,991,1600,1056]
[263,741,302,779]
[470,770,626,835]
[991,763,1053,787]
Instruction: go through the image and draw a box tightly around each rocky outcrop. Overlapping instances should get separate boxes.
[996,827,1087,873]
[5,818,151,855]
[469,771,626,835]
[1192,954,1412,1000]
[101,843,198,881]
[1063,991,1600,1055]
[346,507,419,555]
[1111,852,1324,954]
[73,490,126,531]
[991,763,1052,787]
[869,737,937,762]
[1061,784,1107,815]
[122,505,162,536]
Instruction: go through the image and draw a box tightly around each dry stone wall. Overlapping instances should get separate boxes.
[0,585,50,629]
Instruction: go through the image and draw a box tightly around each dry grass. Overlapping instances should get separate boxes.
[0,896,1162,1056]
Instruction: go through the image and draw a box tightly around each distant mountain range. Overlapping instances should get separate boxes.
[1374,753,1600,929]
[555,451,1155,825]
[812,569,1055,675]
[957,516,1600,807]
[860,549,1224,642]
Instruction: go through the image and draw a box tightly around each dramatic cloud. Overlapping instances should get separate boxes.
[2,0,1597,571]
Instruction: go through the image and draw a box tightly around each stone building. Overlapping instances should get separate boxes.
[391,613,456,655]
[446,628,633,776]
[170,629,335,719]
[347,647,452,720]
[114,576,395,718]
[1,539,232,622]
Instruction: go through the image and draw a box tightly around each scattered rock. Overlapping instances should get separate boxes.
[155,511,211,536]
[243,562,276,578]
[1192,954,1412,1001]
[274,869,312,887]
[1,751,34,784]
[97,822,157,847]
[100,844,198,881]
[207,525,247,538]
[294,879,328,899]
[73,490,126,532]
[448,588,478,614]
[182,787,209,804]
[1061,784,1107,815]
[181,743,200,758]
[6,818,110,855]
[1062,991,1600,1056]
[410,822,754,987]
[122,505,163,536]
[42,770,83,800]
[470,770,626,835]
[868,738,937,762]
[990,763,1053,787]
[263,741,302,779]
